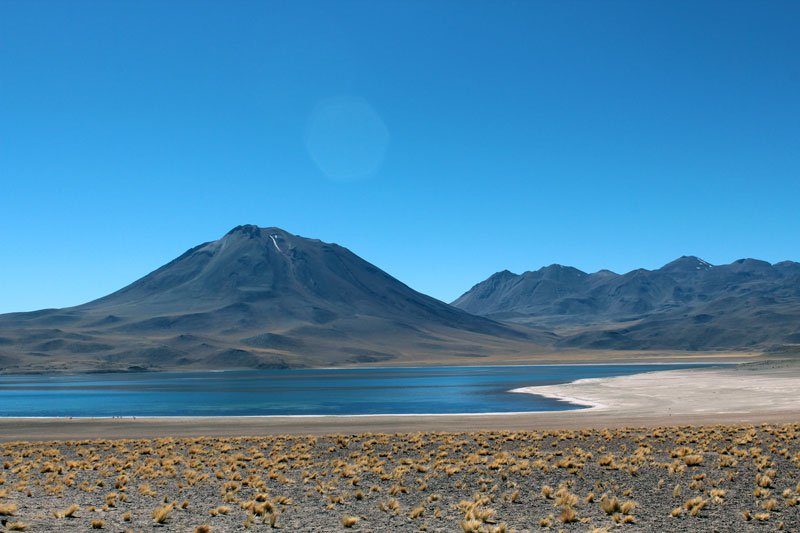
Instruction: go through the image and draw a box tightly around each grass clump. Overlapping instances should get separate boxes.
[0,502,17,515]
[683,454,703,466]
[153,503,173,523]
[601,495,621,515]
[60,504,80,518]
[341,515,359,527]
[460,518,483,532]
[558,505,578,523]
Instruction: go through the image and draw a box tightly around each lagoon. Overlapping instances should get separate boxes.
[0,364,713,417]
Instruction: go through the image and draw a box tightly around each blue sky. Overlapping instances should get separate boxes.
[1,1,799,313]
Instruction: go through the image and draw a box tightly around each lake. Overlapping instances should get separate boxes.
[0,364,713,417]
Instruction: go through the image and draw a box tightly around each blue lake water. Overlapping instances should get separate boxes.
[0,364,714,417]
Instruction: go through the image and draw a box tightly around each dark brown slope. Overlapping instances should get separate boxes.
[0,225,552,373]
[453,256,800,351]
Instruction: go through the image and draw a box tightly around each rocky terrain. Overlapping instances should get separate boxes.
[453,256,800,351]
[1,424,799,532]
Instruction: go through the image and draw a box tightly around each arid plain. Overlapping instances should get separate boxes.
[2,355,800,531]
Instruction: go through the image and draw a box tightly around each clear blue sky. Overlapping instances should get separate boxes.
[2,1,799,313]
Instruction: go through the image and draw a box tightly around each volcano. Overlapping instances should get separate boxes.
[0,225,551,373]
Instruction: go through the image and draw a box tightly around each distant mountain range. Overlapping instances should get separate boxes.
[0,225,550,373]
[452,256,800,351]
[1,226,798,374]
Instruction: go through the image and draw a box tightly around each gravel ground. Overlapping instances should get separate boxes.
[1,424,799,532]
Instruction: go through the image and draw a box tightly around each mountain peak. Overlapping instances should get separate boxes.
[725,258,774,273]
[659,255,713,273]
[540,264,586,273]
[226,224,262,237]
[591,269,618,277]
[536,264,587,281]
[224,224,289,239]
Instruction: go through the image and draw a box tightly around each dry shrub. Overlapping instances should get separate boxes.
[460,518,483,532]
[341,515,359,527]
[601,496,621,515]
[62,504,80,518]
[762,499,778,511]
[558,506,578,523]
[555,489,578,507]
[0,502,18,515]
[683,455,703,466]
[153,503,173,523]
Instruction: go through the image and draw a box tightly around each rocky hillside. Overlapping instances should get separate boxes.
[453,256,800,350]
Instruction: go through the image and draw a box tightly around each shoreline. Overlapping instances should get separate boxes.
[0,350,758,377]
[3,409,800,444]
[511,379,609,410]
[512,361,800,417]
[0,361,734,420]
[3,359,799,442]
[0,358,748,378]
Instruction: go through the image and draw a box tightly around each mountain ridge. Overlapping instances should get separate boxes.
[452,256,800,350]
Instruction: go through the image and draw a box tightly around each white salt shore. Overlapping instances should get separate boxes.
[513,363,800,417]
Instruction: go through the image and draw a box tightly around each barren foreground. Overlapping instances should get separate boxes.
[2,424,799,532]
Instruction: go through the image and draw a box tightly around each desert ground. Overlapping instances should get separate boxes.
[1,423,799,532]
[1,358,799,531]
